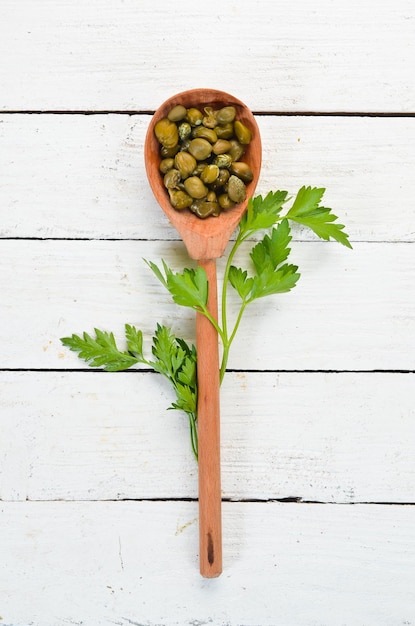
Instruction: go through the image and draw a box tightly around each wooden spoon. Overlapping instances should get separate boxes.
[144,88,262,577]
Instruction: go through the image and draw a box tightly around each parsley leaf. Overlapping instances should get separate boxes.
[228,220,300,304]
[146,259,208,310]
[125,324,143,359]
[61,328,139,372]
[250,219,292,273]
[170,382,197,416]
[239,190,289,235]
[228,266,254,300]
[286,186,352,248]
[149,324,198,458]
[249,264,300,300]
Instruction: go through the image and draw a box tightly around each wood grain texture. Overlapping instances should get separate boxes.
[196,260,222,577]
[0,0,414,112]
[1,240,413,370]
[1,114,414,241]
[1,501,414,626]
[1,371,413,503]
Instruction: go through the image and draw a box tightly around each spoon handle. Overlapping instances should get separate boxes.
[196,258,222,578]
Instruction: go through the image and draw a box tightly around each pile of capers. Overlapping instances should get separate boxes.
[154,103,254,219]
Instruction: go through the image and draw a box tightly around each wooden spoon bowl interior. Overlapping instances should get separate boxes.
[144,88,262,259]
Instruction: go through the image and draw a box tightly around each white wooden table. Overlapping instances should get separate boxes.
[1,1,415,624]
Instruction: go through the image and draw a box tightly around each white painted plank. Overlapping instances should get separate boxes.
[1,1,414,112]
[1,113,414,241]
[0,371,414,503]
[0,501,414,626]
[1,240,413,370]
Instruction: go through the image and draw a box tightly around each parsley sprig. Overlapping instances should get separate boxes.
[62,324,198,459]
[61,186,351,460]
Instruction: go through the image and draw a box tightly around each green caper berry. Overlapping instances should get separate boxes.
[167,104,187,122]
[183,176,208,199]
[206,190,217,203]
[186,107,203,126]
[190,199,220,219]
[160,144,179,158]
[178,122,192,140]
[188,138,213,161]
[227,175,247,203]
[179,138,191,152]
[216,106,236,125]
[212,139,232,155]
[218,193,235,210]
[163,169,181,189]
[234,120,252,145]
[213,153,233,168]
[229,161,254,182]
[200,164,220,184]
[159,158,175,174]
[168,189,193,210]
[193,161,208,176]
[210,168,230,190]
[214,123,234,139]
[154,118,179,149]
[202,106,217,129]
[174,151,197,179]
[228,139,245,162]
[192,126,218,143]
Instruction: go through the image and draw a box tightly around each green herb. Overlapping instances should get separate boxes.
[61,324,198,459]
[61,187,351,460]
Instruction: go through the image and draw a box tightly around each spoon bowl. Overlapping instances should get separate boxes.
[144,88,262,260]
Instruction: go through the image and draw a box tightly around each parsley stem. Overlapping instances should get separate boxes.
[219,231,245,383]
[198,306,225,344]
[219,300,248,384]
[188,412,198,460]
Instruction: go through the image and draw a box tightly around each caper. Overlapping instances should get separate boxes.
[192,126,218,143]
[178,122,192,140]
[167,104,187,122]
[160,144,179,158]
[212,139,232,155]
[152,100,254,219]
[159,158,175,174]
[183,176,208,199]
[210,168,230,190]
[193,161,208,176]
[163,169,181,189]
[227,175,247,203]
[214,122,234,139]
[213,153,233,169]
[229,161,254,182]
[186,107,203,126]
[216,106,236,125]
[174,152,197,179]
[190,199,220,219]
[200,164,220,184]
[228,139,245,162]
[218,193,235,210]
[234,120,252,145]
[202,106,217,129]
[206,190,217,202]
[154,118,179,149]
[179,138,192,152]
[188,138,213,161]
[168,189,193,210]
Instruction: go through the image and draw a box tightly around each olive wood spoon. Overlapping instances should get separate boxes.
[145,89,262,577]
